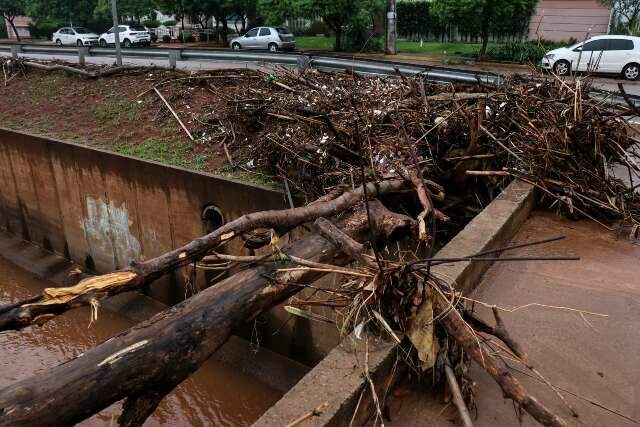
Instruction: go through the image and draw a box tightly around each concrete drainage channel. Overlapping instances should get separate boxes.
[0,124,538,425]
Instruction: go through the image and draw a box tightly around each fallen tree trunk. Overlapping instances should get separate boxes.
[0,179,408,332]
[0,201,413,427]
[22,62,186,78]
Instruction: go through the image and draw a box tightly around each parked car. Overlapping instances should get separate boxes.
[52,27,100,46]
[229,27,295,52]
[99,25,151,48]
[542,35,640,80]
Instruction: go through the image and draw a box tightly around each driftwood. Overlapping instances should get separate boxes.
[0,179,408,332]
[444,364,474,427]
[22,61,142,78]
[0,62,616,425]
[434,296,567,427]
[0,201,413,427]
[154,87,194,140]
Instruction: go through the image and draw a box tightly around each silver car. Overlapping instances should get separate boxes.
[230,27,295,52]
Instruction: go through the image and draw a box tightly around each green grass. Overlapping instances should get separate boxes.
[296,36,335,50]
[214,163,277,188]
[94,100,144,125]
[396,41,501,55]
[112,138,210,171]
[295,36,502,56]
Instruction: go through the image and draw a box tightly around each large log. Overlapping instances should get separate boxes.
[0,179,408,332]
[0,201,414,427]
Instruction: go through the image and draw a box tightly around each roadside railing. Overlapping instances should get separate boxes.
[2,43,640,107]
[0,43,501,85]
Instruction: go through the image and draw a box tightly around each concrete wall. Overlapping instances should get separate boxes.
[0,127,288,304]
[0,127,350,365]
[529,0,611,42]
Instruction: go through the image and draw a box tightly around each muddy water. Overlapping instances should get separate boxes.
[0,256,281,426]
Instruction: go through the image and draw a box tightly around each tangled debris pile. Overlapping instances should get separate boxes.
[4,57,639,230]
[1,59,639,426]
[191,67,638,230]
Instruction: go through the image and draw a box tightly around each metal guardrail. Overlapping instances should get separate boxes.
[0,43,501,85]
[3,43,640,107]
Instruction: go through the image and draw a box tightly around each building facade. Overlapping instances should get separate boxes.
[528,0,612,42]
[3,16,32,40]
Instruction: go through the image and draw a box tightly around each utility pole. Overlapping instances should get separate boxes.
[385,0,397,55]
[110,0,122,66]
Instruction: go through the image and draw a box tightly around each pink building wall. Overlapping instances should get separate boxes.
[3,16,32,40]
[528,0,611,42]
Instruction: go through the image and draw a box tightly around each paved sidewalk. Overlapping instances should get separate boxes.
[387,210,640,426]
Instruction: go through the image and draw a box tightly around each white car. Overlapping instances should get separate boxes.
[99,25,151,48]
[542,35,640,80]
[52,27,100,46]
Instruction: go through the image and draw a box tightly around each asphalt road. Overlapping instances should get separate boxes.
[592,80,640,96]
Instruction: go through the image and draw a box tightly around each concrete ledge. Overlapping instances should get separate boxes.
[254,180,536,426]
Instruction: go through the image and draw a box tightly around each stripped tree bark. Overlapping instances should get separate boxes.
[0,201,414,427]
[0,179,409,332]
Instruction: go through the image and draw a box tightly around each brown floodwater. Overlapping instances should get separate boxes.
[0,255,281,426]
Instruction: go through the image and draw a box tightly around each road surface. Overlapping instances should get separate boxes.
[387,211,640,426]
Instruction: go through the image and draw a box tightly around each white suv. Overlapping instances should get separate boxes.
[542,35,640,80]
[52,27,100,46]
[99,25,151,48]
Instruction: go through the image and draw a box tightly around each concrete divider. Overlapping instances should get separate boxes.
[0,127,287,305]
[255,180,536,426]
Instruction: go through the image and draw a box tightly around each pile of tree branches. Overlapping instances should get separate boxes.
[169,65,637,229]
[0,61,637,426]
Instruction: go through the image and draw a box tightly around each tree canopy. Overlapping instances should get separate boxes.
[601,0,640,34]
[26,0,99,27]
[257,0,384,50]
[0,0,26,40]
[432,0,537,56]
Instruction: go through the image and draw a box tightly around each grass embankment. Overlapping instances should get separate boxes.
[0,72,223,174]
[295,36,501,56]
[0,70,278,186]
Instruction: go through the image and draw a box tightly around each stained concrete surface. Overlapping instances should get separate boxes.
[387,210,640,426]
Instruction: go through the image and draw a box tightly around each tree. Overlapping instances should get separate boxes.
[155,0,190,40]
[228,0,258,33]
[119,0,156,22]
[600,0,640,34]
[257,0,384,51]
[432,0,537,57]
[27,0,98,27]
[155,0,234,44]
[0,0,25,42]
